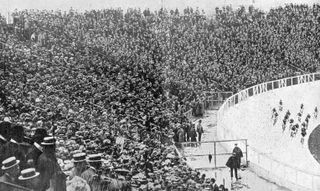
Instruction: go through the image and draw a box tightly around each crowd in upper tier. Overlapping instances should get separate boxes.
[0,3,320,191]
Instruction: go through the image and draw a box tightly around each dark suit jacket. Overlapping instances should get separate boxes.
[26,144,43,170]
[3,141,27,170]
[226,156,240,169]
[38,152,66,191]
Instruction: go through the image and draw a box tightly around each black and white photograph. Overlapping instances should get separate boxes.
[0,0,320,190]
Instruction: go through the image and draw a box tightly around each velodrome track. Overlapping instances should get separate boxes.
[224,81,320,174]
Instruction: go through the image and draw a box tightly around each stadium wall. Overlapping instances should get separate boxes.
[217,73,320,191]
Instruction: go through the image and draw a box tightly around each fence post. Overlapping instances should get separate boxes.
[312,175,314,190]
[245,139,248,167]
[214,141,217,168]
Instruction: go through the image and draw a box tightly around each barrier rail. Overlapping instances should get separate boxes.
[0,181,32,191]
[217,72,320,191]
[177,139,248,169]
[183,108,193,120]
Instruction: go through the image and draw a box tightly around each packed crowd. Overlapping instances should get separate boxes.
[0,121,226,191]
[0,3,320,191]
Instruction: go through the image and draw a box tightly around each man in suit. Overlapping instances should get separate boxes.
[18,168,41,191]
[196,120,204,143]
[232,143,243,169]
[81,154,102,191]
[26,128,48,170]
[226,152,240,181]
[0,156,21,190]
[69,152,87,179]
[4,125,28,170]
[37,137,66,191]
[0,121,11,165]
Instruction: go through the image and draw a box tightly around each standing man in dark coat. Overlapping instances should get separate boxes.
[177,126,185,143]
[196,120,204,143]
[5,125,27,170]
[226,152,239,181]
[232,143,243,169]
[26,128,48,170]
[189,124,197,147]
[0,121,11,165]
[37,137,66,191]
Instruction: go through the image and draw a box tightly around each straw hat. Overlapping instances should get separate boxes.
[18,168,40,180]
[2,157,20,170]
[72,153,87,163]
[87,154,102,163]
[41,137,56,146]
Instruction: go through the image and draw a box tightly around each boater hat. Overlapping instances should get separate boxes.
[72,153,87,163]
[87,154,102,163]
[41,137,56,146]
[2,157,20,170]
[18,168,40,180]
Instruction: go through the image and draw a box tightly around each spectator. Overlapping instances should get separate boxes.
[232,143,243,168]
[208,153,212,164]
[177,125,185,143]
[38,136,66,191]
[18,168,41,190]
[0,156,21,190]
[189,124,197,143]
[226,152,240,181]
[69,152,87,180]
[196,120,204,142]
[81,154,103,191]
[210,178,219,191]
[0,121,11,164]
[5,125,27,170]
[26,128,48,170]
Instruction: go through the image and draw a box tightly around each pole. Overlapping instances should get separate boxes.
[214,141,217,168]
[245,139,248,167]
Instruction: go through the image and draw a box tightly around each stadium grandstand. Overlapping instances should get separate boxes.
[0,0,320,190]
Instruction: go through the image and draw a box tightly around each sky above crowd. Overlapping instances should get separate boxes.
[0,0,319,17]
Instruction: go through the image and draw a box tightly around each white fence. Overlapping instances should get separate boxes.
[217,73,320,191]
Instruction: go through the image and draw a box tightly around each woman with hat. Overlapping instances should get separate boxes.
[18,168,41,191]
[0,156,21,190]
[37,136,66,191]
